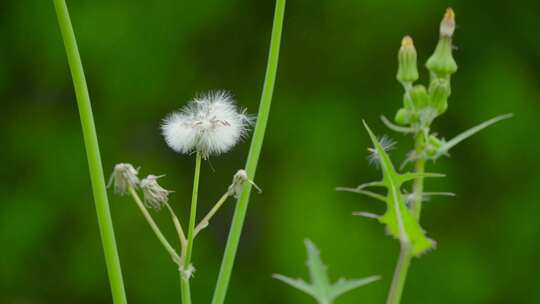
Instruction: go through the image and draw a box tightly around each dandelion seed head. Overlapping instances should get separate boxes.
[161,91,254,158]
[140,175,171,210]
[367,135,396,167]
[108,163,139,195]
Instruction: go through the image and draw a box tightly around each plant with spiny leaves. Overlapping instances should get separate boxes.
[335,8,512,304]
[274,240,380,304]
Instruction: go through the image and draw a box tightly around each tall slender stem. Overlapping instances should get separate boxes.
[386,133,425,304]
[181,152,202,304]
[128,187,180,263]
[211,1,286,303]
[53,1,127,303]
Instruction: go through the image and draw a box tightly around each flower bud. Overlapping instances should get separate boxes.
[397,36,419,84]
[426,8,457,77]
[410,85,430,109]
[228,170,249,199]
[426,135,443,158]
[394,108,412,125]
[108,163,140,195]
[140,175,171,210]
[429,79,450,114]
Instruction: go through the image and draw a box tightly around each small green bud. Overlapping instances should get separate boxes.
[410,85,430,109]
[426,135,443,158]
[426,8,458,77]
[403,92,414,110]
[397,36,419,84]
[429,79,450,114]
[395,108,412,125]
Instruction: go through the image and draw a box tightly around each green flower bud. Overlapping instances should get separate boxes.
[403,92,414,110]
[410,85,430,109]
[397,36,419,85]
[395,108,412,125]
[426,135,443,158]
[429,79,450,114]
[426,8,458,77]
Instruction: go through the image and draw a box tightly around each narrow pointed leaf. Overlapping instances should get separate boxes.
[305,239,330,296]
[329,276,381,300]
[352,211,380,219]
[435,113,513,159]
[272,274,316,297]
[399,172,445,183]
[380,115,416,133]
[336,187,386,202]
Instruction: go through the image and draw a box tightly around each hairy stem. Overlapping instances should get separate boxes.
[53,1,127,303]
[128,187,180,263]
[211,1,286,303]
[386,133,425,304]
[182,152,202,304]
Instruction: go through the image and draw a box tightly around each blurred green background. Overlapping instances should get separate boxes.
[1,0,539,303]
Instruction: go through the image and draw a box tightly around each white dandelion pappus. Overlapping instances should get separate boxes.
[367,135,397,167]
[140,175,171,210]
[108,163,140,195]
[161,91,253,158]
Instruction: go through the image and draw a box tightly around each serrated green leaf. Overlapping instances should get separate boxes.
[433,113,513,159]
[274,240,379,304]
[362,121,435,256]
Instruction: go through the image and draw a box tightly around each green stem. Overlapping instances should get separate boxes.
[128,187,180,263]
[194,192,231,237]
[53,1,127,303]
[211,1,286,303]
[386,133,425,304]
[182,152,202,304]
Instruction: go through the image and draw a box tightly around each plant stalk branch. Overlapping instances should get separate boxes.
[211,1,286,303]
[386,133,425,304]
[53,1,127,302]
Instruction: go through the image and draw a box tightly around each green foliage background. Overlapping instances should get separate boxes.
[1,0,539,303]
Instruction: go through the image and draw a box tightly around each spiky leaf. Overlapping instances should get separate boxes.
[273,240,380,304]
[362,121,437,256]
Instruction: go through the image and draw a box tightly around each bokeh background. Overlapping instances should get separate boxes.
[1,0,539,303]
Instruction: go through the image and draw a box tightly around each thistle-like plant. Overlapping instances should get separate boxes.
[337,8,512,304]
[274,240,380,304]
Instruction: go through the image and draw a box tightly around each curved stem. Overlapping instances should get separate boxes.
[386,134,425,304]
[211,1,286,303]
[181,152,202,304]
[53,1,127,303]
[165,203,188,250]
[128,187,180,263]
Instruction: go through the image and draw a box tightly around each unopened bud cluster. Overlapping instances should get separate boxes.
[109,163,171,210]
[394,8,457,128]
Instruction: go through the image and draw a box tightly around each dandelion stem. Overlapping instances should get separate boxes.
[128,187,180,263]
[165,203,188,250]
[386,133,425,304]
[211,1,286,303]
[194,192,231,237]
[53,1,126,303]
[182,152,202,304]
